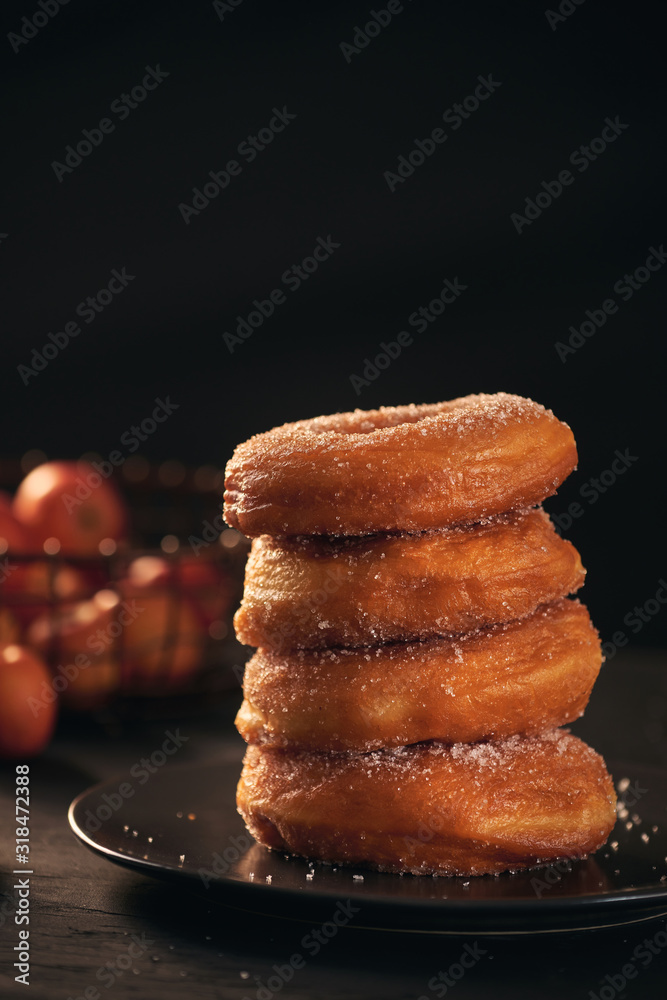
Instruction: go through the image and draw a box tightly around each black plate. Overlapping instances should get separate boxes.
[68,756,667,935]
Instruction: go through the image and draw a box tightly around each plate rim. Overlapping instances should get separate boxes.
[67,760,667,917]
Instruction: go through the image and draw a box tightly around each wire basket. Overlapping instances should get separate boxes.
[0,454,250,714]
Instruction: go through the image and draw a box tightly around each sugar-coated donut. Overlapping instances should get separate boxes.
[237,731,616,876]
[236,599,601,752]
[223,393,577,537]
[234,507,585,651]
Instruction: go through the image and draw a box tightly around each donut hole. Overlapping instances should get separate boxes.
[306,401,451,436]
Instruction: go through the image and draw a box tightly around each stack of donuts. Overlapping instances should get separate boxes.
[224,393,616,876]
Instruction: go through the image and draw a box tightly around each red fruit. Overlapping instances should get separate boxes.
[28,588,119,660]
[119,565,205,687]
[0,644,57,758]
[13,461,127,556]
[0,560,89,627]
[28,590,122,708]
[125,553,233,627]
[0,607,20,644]
[174,554,233,627]
[0,508,29,555]
[61,659,121,709]
[125,556,168,589]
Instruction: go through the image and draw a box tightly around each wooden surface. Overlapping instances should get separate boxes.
[1,650,667,1000]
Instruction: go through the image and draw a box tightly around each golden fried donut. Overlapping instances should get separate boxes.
[237,731,616,876]
[224,393,577,537]
[234,507,585,650]
[236,599,601,751]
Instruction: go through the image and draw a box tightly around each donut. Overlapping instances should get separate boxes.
[236,599,601,752]
[223,393,577,537]
[237,731,617,876]
[233,507,585,651]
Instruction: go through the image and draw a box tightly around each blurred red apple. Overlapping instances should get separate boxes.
[1,560,88,627]
[125,555,168,589]
[126,553,232,627]
[28,588,119,659]
[0,644,57,758]
[0,607,21,644]
[28,590,122,707]
[60,658,121,709]
[119,569,205,688]
[0,508,30,555]
[13,460,127,556]
[174,554,233,627]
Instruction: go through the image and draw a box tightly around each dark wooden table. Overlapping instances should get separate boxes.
[1,650,666,1000]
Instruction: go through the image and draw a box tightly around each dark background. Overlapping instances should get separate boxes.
[2,0,665,645]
